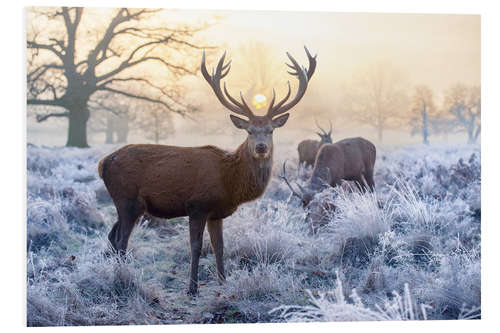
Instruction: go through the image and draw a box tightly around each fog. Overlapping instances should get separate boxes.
[27,8,480,147]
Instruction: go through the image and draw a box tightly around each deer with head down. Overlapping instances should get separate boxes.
[297,119,333,168]
[98,47,317,295]
[282,137,376,232]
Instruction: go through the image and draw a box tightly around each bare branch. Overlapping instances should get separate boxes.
[97,53,193,83]
[27,64,64,83]
[27,98,63,107]
[98,77,188,107]
[169,37,216,50]
[100,86,190,118]
[27,41,64,61]
[87,9,128,68]
[35,111,69,122]
[88,99,128,116]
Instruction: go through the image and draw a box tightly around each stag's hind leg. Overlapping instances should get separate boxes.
[107,222,120,251]
[353,175,368,192]
[364,169,375,192]
[207,219,225,284]
[108,198,144,256]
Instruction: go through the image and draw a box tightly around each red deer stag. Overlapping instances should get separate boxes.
[282,137,376,232]
[297,119,333,167]
[98,47,317,295]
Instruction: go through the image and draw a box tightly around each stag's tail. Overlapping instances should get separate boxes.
[98,157,106,179]
[98,151,118,181]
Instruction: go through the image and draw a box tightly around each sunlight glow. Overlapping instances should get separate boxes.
[252,94,267,109]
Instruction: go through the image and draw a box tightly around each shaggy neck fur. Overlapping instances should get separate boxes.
[224,138,273,205]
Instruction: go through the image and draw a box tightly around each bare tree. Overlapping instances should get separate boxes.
[134,103,175,144]
[444,83,481,144]
[88,108,132,143]
[341,63,409,142]
[409,85,437,144]
[88,93,133,144]
[432,111,459,142]
[27,7,215,147]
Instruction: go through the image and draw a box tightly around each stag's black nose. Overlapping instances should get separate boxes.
[255,143,268,153]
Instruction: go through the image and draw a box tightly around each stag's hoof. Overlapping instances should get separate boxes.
[187,287,199,297]
[103,249,113,258]
[216,275,226,285]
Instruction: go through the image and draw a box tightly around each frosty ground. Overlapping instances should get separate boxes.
[26,141,481,326]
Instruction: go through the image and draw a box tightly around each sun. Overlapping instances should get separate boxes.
[252,94,267,109]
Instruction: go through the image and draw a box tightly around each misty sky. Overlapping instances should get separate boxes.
[27,8,480,146]
[203,10,480,93]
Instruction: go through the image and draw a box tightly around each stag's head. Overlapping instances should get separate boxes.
[280,161,336,233]
[315,119,333,145]
[201,47,317,160]
[280,160,330,208]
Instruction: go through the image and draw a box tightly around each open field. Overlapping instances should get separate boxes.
[26,142,480,325]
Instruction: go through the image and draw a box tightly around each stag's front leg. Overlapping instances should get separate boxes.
[188,215,207,296]
[207,219,225,284]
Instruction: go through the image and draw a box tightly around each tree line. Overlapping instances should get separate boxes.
[339,63,480,144]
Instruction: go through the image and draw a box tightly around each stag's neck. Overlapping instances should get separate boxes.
[226,138,273,205]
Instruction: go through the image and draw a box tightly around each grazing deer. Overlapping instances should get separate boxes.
[98,47,317,295]
[282,137,376,232]
[297,119,333,167]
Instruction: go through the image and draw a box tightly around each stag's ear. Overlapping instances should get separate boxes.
[230,115,249,129]
[271,113,290,128]
[316,132,323,139]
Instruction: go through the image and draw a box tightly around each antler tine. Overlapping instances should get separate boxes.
[201,50,254,118]
[267,88,277,112]
[271,81,292,112]
[201,51,212,82]
[215,51,227,74]
[296,182,307,194]
[328,119,333,135]
[315,118,327,135]
[266,47,316,119]
[223,82,246,109]
[303,46,317,79]
[238,91,252,111]
[220,60,232,79]
[279,160,304,199]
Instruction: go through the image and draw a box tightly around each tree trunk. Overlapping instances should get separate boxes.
[467,125,475,144]
[377,126,383,143]
[422,107,429,145]
[115,115,129,143]
[473,125,481,143]
[467,114,476,144]
[66,106,90,148]
[154,112,160,144]
[105,113,114,144]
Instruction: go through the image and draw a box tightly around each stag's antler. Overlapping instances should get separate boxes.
[315,118,327,135]
[266,46,317,119]
[315,118,333,136]
[279,160,304,199]
[201,51,254,119]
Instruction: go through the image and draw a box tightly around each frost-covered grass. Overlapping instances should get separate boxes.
[26,142,480,326]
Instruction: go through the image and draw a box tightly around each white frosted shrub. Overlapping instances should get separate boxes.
[271,276,431,322]
[326,186,392,242]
